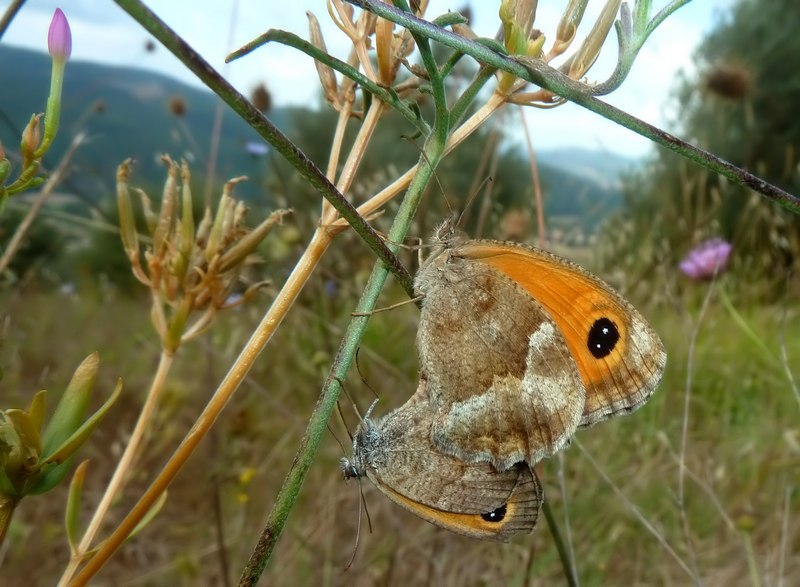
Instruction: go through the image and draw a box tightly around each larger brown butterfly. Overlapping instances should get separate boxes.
[415,222,667,471]
[341,379,543,541]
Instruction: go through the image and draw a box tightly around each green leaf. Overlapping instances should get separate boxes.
[27,391,47,436]
[5,409,42,462]
[40,353,99,459]
[31,377,121,495]
[0,417,23,472]
[41,378,122,467]
[0,467,19,497]
[65,459,90,554]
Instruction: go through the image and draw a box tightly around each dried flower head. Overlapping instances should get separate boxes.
[705,62,752,101]
[250,83,272,113]
[168,96,187,117]
[679,238,733,280]
[117,156,290,351]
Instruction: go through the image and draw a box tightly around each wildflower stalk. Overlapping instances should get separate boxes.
[238,85,448,587]
[541,500,578,587]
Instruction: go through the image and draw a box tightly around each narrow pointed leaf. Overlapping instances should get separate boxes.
[40,353,98,459]
[27,391,47,436]
[41,378,122,466]
[65,459,90,554]
[6,409,42,459]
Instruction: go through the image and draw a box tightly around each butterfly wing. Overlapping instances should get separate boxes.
[350,386,543,541]
[416,244,586,470]
[457,241,667,428]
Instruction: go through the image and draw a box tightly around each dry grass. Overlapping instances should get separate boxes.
[1,263,798,585]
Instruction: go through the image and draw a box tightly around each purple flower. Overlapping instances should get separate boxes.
[48,8,72,61]
[679,238,732,280]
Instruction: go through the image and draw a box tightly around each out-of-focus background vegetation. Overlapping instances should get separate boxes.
[1,0,798,585]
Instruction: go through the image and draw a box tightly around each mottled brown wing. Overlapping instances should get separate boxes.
[349,387,543,541]
[415,245,586,470]
[452,241,667,428]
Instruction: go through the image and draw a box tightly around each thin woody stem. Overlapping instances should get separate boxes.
[59,351,175,586]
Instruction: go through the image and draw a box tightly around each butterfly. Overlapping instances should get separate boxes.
[341,379,543,541]
[414,222,667,471]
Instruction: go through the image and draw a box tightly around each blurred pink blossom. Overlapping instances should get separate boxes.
[679,238,732,280]
[48,8,72,61]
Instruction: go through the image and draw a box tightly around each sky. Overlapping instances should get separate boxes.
[0,0,734,158]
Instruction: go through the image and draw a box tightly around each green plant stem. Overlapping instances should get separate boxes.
[34,59,66,158]
[0,493,19,547]
[113,0,414,297]
[594,0,694,94]
[348,0,800,214]
[541,499,579,587]
[235,13,450,579]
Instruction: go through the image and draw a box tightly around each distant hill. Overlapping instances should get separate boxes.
[0,44,633,231]
[0,45,277,204]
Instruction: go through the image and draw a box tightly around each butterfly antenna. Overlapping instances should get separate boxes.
[355,347,380,402]
[344,485,362,571]
[458,175,494,233]
[359,478,374,533]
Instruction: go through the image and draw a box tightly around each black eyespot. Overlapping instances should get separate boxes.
[481,504,507,523]
[587,317,620,359]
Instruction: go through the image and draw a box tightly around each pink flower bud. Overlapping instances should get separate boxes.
[48,8,72,61]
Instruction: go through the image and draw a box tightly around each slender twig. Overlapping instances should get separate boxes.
[348,0,800,214]
[0,0,25,40]
[779,301,800,409]
[202,0,240,208]
[235,6,452,579]
[517,107,545,246]
[777,485,793,587]
[235,138,445,587]
[556,452,579,584]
